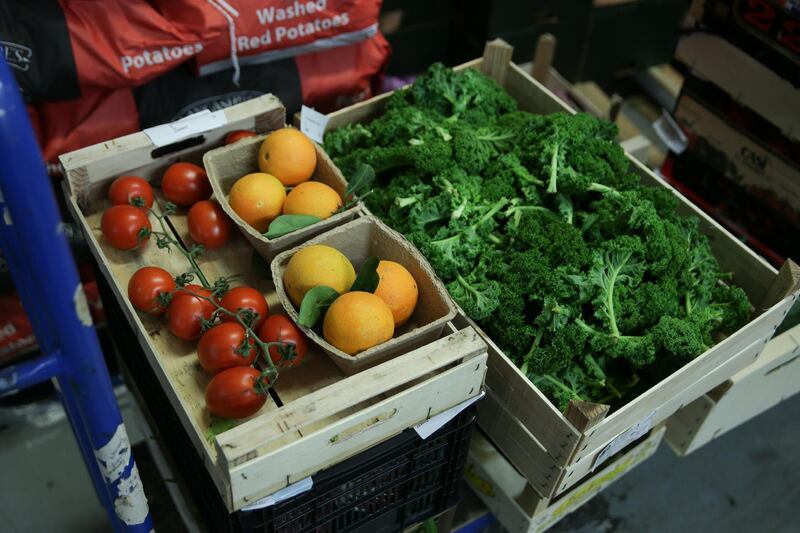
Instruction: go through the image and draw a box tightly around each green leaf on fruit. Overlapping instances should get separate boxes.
[343,164,375,204]
[264,214,322,239]
[350,256,381,293]
[298,285,340,328]
[205,416,239,442]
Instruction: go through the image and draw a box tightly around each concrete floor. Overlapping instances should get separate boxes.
[1,384,798,532]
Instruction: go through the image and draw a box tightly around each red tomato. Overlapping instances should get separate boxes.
[224,130,257,145]
[127,266,175,315]
[220,287,269,330]
[161,162,211,206]
[101,205,151,250]
[108,176,154,209]
[167,285,216,341]
[205,366,268,419]
[258,314,307,367]
[198,323,257,374]
[187,200,232,249]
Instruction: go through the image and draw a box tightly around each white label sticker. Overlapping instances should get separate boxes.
[593,410,656,470]
[300,105,330,144]
[652,109,688,155]
[143,109,228,147]
[413,392,484,440]
[241,476,313,511]
[113,466,149,525]
[95,424,132,483]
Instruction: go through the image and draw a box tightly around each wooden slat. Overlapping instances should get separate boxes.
[478,388,565,499]
[217,329,486,465]
[480,39,513,85]
[505,63,573,115]
[759,260,800,311]
[469,316,579,462]
[61,95,285,210]
[226,352,487,508]
[531,33,556,85]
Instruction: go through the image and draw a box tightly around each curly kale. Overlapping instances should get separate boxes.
[323,63,753,412]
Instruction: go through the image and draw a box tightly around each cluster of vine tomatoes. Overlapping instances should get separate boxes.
[101,162,232,252]
[128,263,306,419]
[101,136,308,420]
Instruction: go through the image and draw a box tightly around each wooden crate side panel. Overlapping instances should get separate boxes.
[465,431,539,533]
[504,63,575,115]
[216,329,486,465]
[664,395,717,456]
[61,95,285,208]
[465,315,578,462]
[226,353,487,509]
[580,294,796,454]
[561,337,764,495]
[478,388,564,499]
[529,428,666,533]
[466,427,664,533]
[667,326,800,455]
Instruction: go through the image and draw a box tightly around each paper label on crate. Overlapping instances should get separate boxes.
[143,109,228,147]
[593,410,656,470]
[413,391,484,439]
[300,105,329,144]
[241,476,314,511]
[652,110,688,154]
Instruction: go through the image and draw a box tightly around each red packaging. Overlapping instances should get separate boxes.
[181,0,382,75]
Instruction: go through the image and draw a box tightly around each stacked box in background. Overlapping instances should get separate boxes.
[667,2,800,266]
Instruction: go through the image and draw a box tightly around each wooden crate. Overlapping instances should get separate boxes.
[666,324,800,455]
[60,95,488,511]
[322,39,800,500]
[465,426,666,533]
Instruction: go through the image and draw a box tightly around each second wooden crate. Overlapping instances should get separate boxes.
[665,324,800,455]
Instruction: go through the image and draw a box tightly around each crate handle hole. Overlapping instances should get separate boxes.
[151,135,206,159]
[329,408,398,445]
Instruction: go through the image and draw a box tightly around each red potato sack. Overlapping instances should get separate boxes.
[33,34,389,162]
[0,0,226,102]
[166,0,382,76]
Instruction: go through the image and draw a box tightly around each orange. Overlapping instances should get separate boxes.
[258,128,317,186]
[228,173,286,232]
[283,181,342,219]
[283,244,356,307]
[323,292,395,355]
[374,261,418,327]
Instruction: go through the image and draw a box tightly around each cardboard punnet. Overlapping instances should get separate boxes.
[203,130,361,261]
[272,215,458,374]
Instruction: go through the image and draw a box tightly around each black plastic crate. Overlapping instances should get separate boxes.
[99,273,475,533]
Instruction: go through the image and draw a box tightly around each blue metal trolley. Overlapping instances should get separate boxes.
[0,57,154,531]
